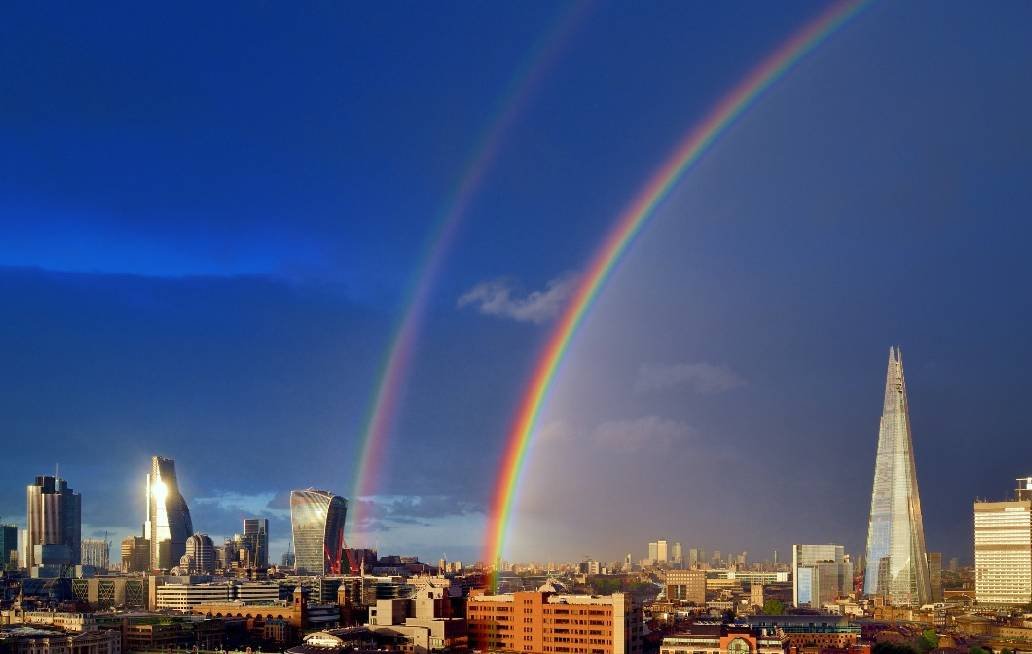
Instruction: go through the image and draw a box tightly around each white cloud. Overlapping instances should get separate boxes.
[193,491,290,519]
[593,416,693,452]
[634,362,746,394]
[457,273,578,324]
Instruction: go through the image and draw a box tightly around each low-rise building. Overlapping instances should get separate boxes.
[667,570,707,605]
[661,622,787,654]
[0,625,122,654]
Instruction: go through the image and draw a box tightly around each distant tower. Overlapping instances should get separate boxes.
[145,456,194,571]
[243,518,270,568]
[863,347,931,606]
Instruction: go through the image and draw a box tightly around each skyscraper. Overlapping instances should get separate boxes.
[243,518,269,568]
[25,475,81,569]
[863,347,931,606]
[657,539,669,564]
[120,536,150,572]
[81,538,110,570]
[792,544,853,608]
[290,489,347,575]
[0,525,17,570]
[145,456,194,571]
[183,533,216,573]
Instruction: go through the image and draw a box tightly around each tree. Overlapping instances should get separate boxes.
[762,599,785,615]
[917,629,938,652]
[969,647,991,654]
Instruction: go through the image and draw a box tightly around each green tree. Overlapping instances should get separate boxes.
[917,629,938,652]
[969,647,991,654]
[762,599,785,615]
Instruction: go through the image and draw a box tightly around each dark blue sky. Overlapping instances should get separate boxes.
[2,1,1030,564]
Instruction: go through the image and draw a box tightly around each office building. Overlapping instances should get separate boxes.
[648,541,658,564]
[468,590,642,654]
[928,552,943,602]
[793,544,853,608]
[688,549,700,567]
[290,489,348,575]
[672,542,683,565]
[121,536,150,572]
[182,533,216,573]
[863,347,932,606]
[974,478,1032,605]
[243,518,269,567]
[81,538,110,570]
[657,539,669,564]
[145,456,194,571]
[666,569,707,604]
[0,525,16,570]
[25,475,81,569]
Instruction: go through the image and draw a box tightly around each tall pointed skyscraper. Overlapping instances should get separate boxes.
[863,347,931,606]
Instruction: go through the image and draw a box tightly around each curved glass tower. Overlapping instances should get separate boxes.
[145,456,194,571]
[863,347,931,606]
[290,489,347,575]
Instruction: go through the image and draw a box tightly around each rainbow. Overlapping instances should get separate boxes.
[484,0,869,571]
[349,3,591,537]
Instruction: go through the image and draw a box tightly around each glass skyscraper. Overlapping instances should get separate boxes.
[863,347,931,606]
[290,489,347,575]
[145,456,194,571]
[25,475,81,569]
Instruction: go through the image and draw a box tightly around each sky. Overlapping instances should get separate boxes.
[2,1,1031,566]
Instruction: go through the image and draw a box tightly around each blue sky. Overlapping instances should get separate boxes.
[2,1,1031,564]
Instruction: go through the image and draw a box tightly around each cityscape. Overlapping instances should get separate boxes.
[3,2,1032,654]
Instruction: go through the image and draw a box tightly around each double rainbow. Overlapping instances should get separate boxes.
[484,0,869,570]
[349,3,591,535]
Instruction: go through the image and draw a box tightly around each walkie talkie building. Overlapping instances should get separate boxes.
[863,347,931,606]
[290,489,347,575]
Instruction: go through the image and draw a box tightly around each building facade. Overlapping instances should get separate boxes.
[667,570,707,605]
[0,524,17,570]
[120,536,149,572]
[863,347,932,606]
[243,518,270,568]
[661,623,787,654]
[974,478,1032,605]
[792,545,852,608]
[80,538,110,570]
[290,489,348,575]
[467,590,642,654]
[145,456,194,571]
[25,475,81,570]
[182,533,216,573]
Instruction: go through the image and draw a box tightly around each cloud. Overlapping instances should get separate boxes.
[634,362,746,394]
[351,494,484,533]
[193,491,291,520]
[457,273,578,324]
[593,416,693,452]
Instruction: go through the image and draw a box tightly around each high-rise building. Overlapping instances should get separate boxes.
[145,456,194,571]
[974,478,1032,605]
[25,475,81,569]
[647,541,658,564]
[81,538,110,570]
[243,518,269,568]
[863,347,931,606]
[672,542,683,565]
[183,533,217,573]
[120,536,150,572]
[792,544,853,608]
[688,548,700,567]
[0,525,17,570]
[290,489,347,575]
[657,539,669,564]
[928,552,943,602]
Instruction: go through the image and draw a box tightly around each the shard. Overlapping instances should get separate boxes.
[863,346,931,606]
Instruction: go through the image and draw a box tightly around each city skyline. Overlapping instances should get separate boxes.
[3,1,1032,564]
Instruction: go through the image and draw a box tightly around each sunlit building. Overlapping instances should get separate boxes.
[792,544,852,608]
[863,347,931,606]
[81,538,110,570]
[974,477,1032,605]
[290,489,347,575]
[25,475,81,569]
[145,456,194,571]
[182,533,216,573]
[120,536,150,573]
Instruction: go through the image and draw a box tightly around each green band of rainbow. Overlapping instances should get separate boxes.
[484,0,869,571]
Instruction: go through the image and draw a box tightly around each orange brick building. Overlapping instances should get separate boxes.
[467,590,642,654]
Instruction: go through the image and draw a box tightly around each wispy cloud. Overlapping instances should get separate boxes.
[593,416,693,452]
[458,273,578,324]
[634,362,746,394]
[352,495,484,533]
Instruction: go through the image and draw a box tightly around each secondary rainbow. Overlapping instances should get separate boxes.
[484,0,870,571]
[348,3,591,536]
